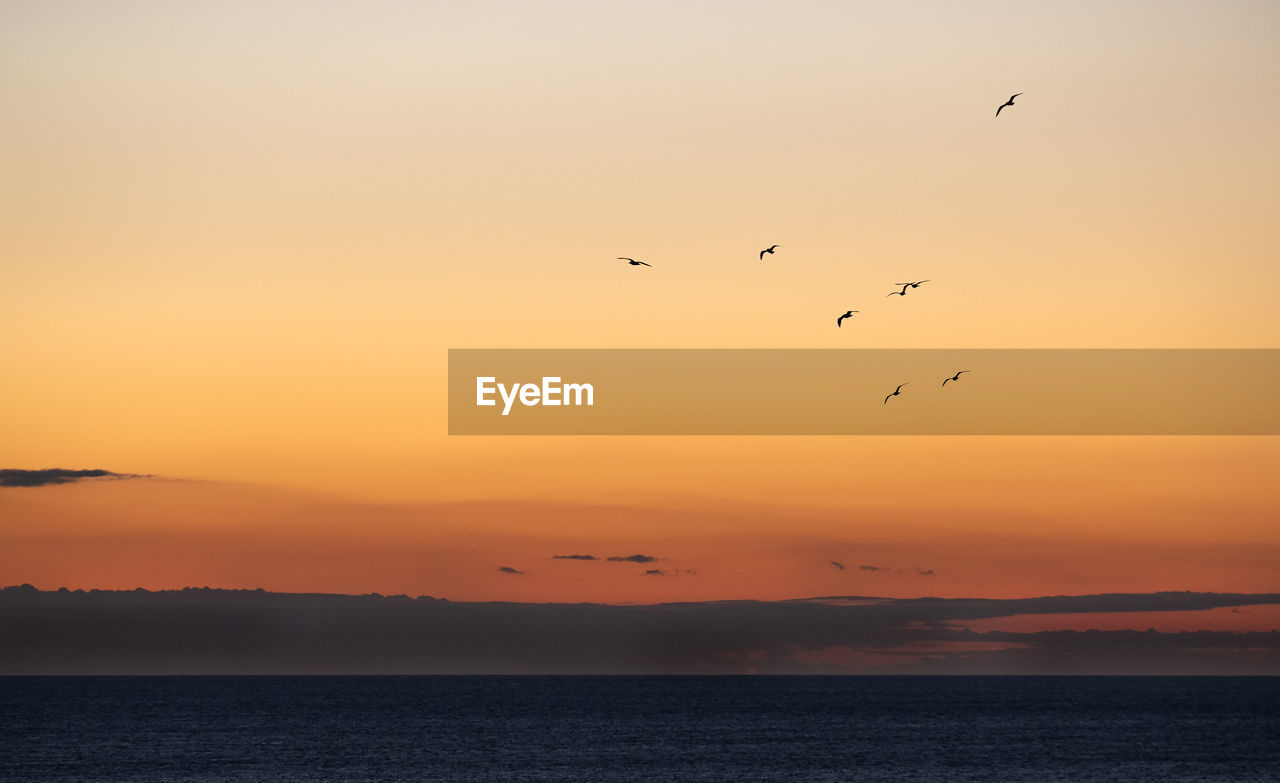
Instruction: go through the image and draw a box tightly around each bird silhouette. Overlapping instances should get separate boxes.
[617,257,651,267]
[887,280,929,296]
[942,370,971,387]
[759,244,780,260]
[884,383,908,404]
[836,310,859,327]
[995,93,1022,117]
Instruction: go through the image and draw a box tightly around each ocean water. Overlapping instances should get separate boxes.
[1,676,1277,782]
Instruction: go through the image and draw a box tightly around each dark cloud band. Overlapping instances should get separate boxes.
[0,469,149,488]
[2,587,1275,674]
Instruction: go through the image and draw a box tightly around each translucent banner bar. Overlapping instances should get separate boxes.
[447,350,1280,435]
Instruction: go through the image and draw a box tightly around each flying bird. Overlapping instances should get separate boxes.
[995,93,1022,117]
[942,370,971,387]
[836,310,859,328]
[617,257,651,267]
[883,383,908,404]
[887,280,929,296]
[759,244,780,260]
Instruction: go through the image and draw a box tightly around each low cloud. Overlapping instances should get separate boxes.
[830,561,846,571]
[852,564,936,576]
[4,588,1277,674]
[607,554,657,564]
[552,554,597,561]
[0,469,150,488]
[497,566,525,575]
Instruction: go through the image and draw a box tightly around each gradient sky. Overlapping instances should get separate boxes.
[2,1,1278,608]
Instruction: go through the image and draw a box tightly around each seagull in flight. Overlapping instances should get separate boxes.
[995,93,1022,117]
[836,310,859,328]
[887,280,929,296]
[883,383,908,404]
[890,280,931,295]
[942,370,971,387]
[759,244,780,260]
[618,257,651,267]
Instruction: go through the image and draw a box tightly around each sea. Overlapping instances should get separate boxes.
[2,676,1277,782]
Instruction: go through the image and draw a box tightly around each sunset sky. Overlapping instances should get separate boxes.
[2,1,1278,615]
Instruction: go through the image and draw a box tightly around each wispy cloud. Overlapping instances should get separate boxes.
[607,554,657,564]
[0,468,150,488]
[497,566,525,575]
[552,554,597,561]
[850,564,937,576]
[830,561,846,571]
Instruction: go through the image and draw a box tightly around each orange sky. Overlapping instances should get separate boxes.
[1,1,1278,609]
[3,437,1278,603]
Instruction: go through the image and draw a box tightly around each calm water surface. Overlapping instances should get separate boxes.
[2,676,1277,782]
